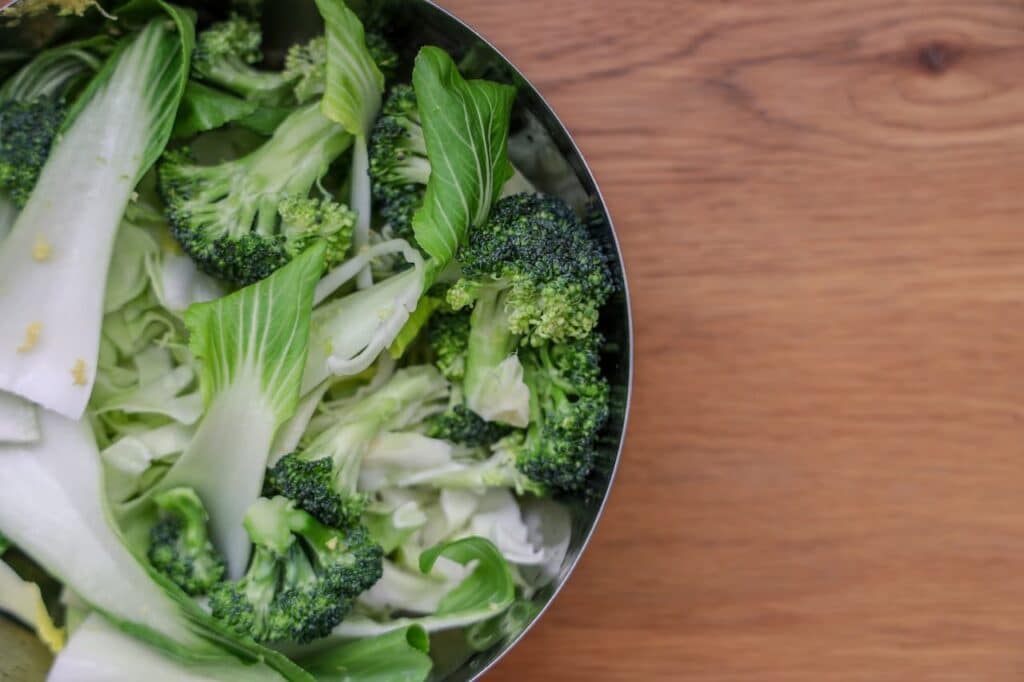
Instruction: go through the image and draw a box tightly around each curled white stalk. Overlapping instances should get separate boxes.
[325,272,424,377]
[315,238,422,305]
[304,239,426,385]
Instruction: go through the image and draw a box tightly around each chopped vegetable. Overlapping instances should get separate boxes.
[0,16,192,419]
[0,0,616,677]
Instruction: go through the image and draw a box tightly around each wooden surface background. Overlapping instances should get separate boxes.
[438,1,1024,680]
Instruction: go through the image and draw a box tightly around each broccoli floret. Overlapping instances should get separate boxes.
[514,333,610,493]
[449,193,613,345]
[444,193,613,427]
[428,309,470,381]
[158,101,354,285]
[427,403,513,449]
[0,99,63,206]
[147,487,226,596]
[283,36,326,104]
[192,15,293,103]
[209,497,382,643]
[285,32,399,105]
[267,366,448,527]
[426,334,609,496]
[368,85,427,241]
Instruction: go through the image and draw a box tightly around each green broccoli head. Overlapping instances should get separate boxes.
[266,445,371,531]
[427,404,513,449]
[193,15,293,102]
[428,309,470,381]
[424,336,609,496]
[147,487,226,597]
[515,333,610,493]
[0,98,64,206]
[368,85,428,241]
[448,193,614,346]
[158,102,353,285]
[278,195,356,267]
[267,366,448,527]
[209,497,382,644]
[283,36,326,104]
[285,32,399,105]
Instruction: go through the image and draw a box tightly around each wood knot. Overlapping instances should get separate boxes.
[918,42,958,74]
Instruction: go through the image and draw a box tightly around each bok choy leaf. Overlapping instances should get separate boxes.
[0,13,192,419]
[150,243,325,577]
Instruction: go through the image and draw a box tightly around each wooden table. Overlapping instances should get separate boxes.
[439,1,1024,679]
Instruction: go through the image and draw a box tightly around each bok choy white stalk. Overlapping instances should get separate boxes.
[0,15,192,419]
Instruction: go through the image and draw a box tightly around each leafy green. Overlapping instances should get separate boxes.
[173,80,258,138]
[422,536,515,620]
[150,244,325,577]
[331,537,515,637]
[0,14,193,419]
[314,0,386,288]
[49,614,286,682]
[104,222,161,315]
[411,47,516,268]
[300,625,432,682]
[0,411,255,666]
[315,0,384,136]
[388,295,441,359]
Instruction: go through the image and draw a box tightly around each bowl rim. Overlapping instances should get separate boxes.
[416,2,635,678]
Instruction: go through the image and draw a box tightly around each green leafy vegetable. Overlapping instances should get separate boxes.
[300,625,432,682]
[172,81,258,138]
[149,244,325,577]
[0,410,310,680]
[49,614,286,682]
[314,0,384,137]
[314,0,386,288]
[331,537,515,638]
[411,47,516,268]
[0,15,193,419]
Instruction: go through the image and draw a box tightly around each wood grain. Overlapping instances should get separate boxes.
[437,1,1024,679]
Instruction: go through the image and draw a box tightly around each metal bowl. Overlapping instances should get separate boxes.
[0,1,633,679]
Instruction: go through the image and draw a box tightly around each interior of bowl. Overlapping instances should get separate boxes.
[0,1,632,679]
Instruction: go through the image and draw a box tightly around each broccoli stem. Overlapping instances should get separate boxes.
[243,545,281,611]
[251,102,352,203]
[464,287,531,427]
[202,56,291,102]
